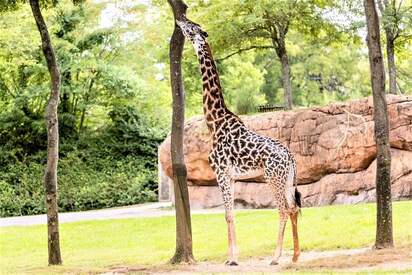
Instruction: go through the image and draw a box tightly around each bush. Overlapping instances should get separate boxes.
[58,153,157,212]
[0,156,157,217]
[0,105,164,217]
[0,163,45,217]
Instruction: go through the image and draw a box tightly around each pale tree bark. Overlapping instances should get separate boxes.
[386,37,397,94]
[29,0,62,265]
[363,0,393,249]
[269,19,293,110]
[167,0,195,264]
[378,0,398,94]
[276,39,293,110]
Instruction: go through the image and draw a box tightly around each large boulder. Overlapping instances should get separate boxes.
[158,95,412,208]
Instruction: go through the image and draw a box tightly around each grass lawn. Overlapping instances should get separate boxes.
[1,201,411,274]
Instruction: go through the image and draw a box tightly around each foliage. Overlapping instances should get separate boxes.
[397,43,412,92]
[195,0,340,49]
[0,0,412,217]
[221,53,265,114]
[0,103,163,217]
[181,0,411,109]
[1,201,411,273]
[378,0,412,49]
[0,1,168,217]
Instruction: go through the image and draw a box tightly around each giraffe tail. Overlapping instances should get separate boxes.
[295,188,302,208]
[286,165,301,210]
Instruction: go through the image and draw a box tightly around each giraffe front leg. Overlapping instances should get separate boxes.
[270,211,288,265]
[224,207,238,266]
[218,176,238,266]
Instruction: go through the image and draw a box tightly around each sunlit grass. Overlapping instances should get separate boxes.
[0,201,411,274]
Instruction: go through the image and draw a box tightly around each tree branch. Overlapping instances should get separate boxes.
[216,45,274,62]
[377,0,385,12]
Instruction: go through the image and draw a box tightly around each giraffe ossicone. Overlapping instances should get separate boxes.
[177,16,301,266]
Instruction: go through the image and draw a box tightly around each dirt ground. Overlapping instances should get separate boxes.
[102,245,412,274]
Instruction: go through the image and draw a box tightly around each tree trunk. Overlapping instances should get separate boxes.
[274,37,293,110]
[386,36,397,94]
[61,71,71,113]
[378,0,398,95]
[280,51,293,110]
[29,0,62,265]
[167,0,195,264]
[363,0,393,249]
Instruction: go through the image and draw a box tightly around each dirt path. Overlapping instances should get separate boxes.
[103,246,412,274]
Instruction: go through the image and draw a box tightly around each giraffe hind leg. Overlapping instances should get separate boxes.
[290,211,300,262]
[270,210,288,265]
[265,174,289,265]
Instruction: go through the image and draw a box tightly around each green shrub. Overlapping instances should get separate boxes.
[0,163,45,217]
[0,105,164,217]
[57,153,157,212]
[0,151,158,217]
[0,180,19,217]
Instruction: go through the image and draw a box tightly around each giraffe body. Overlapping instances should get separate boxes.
[176,17,300,265]
[209,120,298,213]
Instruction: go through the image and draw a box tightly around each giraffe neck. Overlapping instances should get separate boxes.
[196,42,238,134]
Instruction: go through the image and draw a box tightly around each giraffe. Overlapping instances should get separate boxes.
[176,16,301,266]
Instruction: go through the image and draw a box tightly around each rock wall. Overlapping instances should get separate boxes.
[158,95,412,208]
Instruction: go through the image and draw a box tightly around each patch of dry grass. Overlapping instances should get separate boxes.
[284,245,412,272]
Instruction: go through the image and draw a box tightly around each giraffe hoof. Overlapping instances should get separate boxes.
[225,260,238,266]
[270,260,279,265]
[292,255,300,263]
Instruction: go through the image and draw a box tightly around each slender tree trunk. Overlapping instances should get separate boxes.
[78,72,99,132]
[78,106,86,132]
[378,0,398,95]
[61,71,71,113]
[167,0,195,264]
[363,0,393,249]
[280,51,293,110]
[386,36,397,94]
[274,37,293,109]
[29,0,62,265]
[78,77,95,132]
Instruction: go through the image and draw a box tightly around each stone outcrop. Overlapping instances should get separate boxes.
[158,95,412,208]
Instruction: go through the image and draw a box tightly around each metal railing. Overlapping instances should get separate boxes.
[257,104,286,113]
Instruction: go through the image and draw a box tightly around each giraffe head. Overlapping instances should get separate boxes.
[176,16,208,53]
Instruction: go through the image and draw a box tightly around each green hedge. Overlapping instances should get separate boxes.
[0,105,163,217]
[0,152,158,217]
